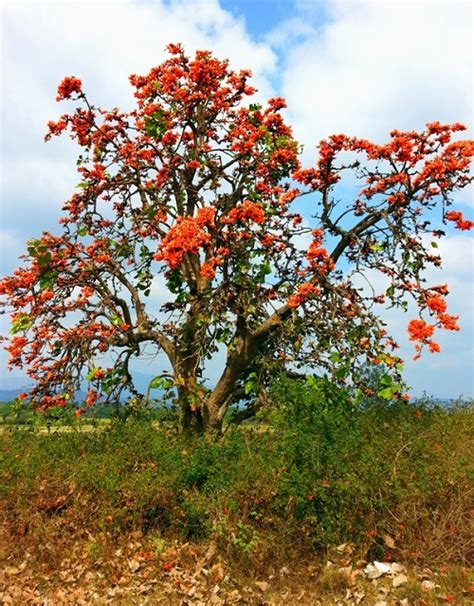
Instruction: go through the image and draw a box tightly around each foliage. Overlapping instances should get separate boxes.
[0,44,473,433]
[1,380,472,565]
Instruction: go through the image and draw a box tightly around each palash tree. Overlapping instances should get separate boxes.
[1,44,472,435]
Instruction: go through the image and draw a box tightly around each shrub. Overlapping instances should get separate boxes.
[1,379,472,567]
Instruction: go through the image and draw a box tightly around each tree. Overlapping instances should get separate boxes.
[1,44,473,434]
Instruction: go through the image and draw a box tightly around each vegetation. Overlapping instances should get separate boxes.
[2,381,472,566]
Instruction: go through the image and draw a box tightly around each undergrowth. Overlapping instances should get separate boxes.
[1,377,472,571]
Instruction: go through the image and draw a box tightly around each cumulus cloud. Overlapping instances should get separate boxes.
[0,0,277,271]
[274,1,472,161]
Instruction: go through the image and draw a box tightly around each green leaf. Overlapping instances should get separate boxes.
[77,227,88,237]
[330,352,341,363]
[369,243,383,252]
[380,374,393,386]
[244,372,258,395]
[377,387,394,400]
[11,314,32,334]
[37,253,52,268]
[149,377,164,390]
[166,271,183,294]
[86,368,100,381]
[149,377,173,390]
[431,241,438,248]
[39,270,58,290]
[335,366,349,379]
[109,314,122,327]
[244,381,256,395]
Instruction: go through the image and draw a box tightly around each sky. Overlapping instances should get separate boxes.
[0,0,473,398]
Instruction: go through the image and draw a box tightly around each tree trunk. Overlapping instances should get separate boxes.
[174,324,266,437]
[176,372,229,437]
[199,335,260,436]
[177,389,224,436]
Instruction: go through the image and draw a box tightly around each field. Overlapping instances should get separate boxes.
[1,378,473,604]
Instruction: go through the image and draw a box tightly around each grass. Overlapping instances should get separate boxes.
[0,377,473,601]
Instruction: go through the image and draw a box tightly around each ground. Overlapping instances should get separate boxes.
[1,534,473,605]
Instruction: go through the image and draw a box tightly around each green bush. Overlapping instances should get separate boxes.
[1,378,472,565]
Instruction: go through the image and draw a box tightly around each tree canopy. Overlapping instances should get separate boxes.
[1,44,473,433]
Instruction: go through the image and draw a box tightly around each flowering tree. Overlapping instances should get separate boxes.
[1,45,473,434]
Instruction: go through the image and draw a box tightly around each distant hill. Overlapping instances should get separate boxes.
[0,371,165,404]
[0,388,25,402]
[0,388,89,403]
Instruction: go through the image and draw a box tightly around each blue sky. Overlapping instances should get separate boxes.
[0,0,473,397]
[220,0,327,39]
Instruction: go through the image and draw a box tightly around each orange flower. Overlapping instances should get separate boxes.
[437,313,460,331]
[155,217,211,269]
[56,76,82,101]
[426,294,447,314]
[408,319,435,342]
[367,529,378,538]
[288,282,320,308]
[428,341,441,353]
[222,200,266,225]
[445,210,474,231]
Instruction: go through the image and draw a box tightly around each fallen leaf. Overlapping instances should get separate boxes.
[383,534,396,549]
[392,573,408,588]
[374,561,392,574]
[364,563,384,579]
[422,580,436,591]
[390,562,406,573]
[128,559,140,573]
[255,581,269,592]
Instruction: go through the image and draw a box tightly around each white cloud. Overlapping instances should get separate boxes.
[0,0,278,269]
[274,1,472,160]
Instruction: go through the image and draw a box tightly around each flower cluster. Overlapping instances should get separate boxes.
[306,229,334,275]
[288,282,320,308]
[408,291,460,358]
[200,257,222,280]
[56,76,82,101]
[222,201,266,225]
[293,125,474,219]
[445,210,474,231]
[155,216,211,269]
